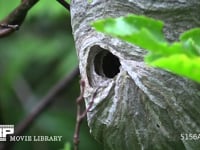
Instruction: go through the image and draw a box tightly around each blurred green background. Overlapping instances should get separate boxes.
[0,0,102,149]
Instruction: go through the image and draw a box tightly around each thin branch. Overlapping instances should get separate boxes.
[0,66,79,150]
[73,81,98,150]
[73,80,85,150]
[13,75,36,112]
[15,66,79,136]
[0,0,39,38]
[0,24,19,30]
[56,0,70,11]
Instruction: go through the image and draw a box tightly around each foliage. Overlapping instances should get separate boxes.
[0,0,70,20]
[66,0,71,4]
[92,14,200,82]
[0,0,102,150]
[61,142,71,150]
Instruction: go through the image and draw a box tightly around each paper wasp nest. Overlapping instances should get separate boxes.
[71,0,200,149]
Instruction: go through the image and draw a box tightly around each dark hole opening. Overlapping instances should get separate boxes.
[156,124,160,128]
[94,49,121,78]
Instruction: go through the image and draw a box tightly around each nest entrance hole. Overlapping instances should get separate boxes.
[93,47,121,78]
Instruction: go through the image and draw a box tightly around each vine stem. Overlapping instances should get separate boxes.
[73,80,98,150]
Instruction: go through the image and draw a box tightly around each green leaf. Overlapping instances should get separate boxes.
[147,54,200,82]
[180,28,200,44]
[66,0,71,3]
[92,14,164,38]
[61,142,71,150]
[92,14,183,56]
[92,14,200,82]
[180,28,200,56]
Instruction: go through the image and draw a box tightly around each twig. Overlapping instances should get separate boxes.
[0,0,39,38]
[0,24,19,30]
[0,66,79,150]
[73,80,98,150]
[15,66,79,136]
[13,75,36,112]
[56,0,70,11]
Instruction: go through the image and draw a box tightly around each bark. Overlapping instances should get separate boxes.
[70,0,200,150]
